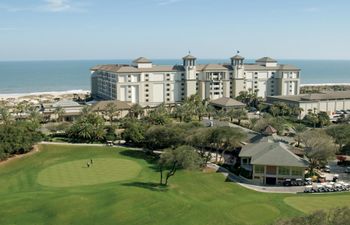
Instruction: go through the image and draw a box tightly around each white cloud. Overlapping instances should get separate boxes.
[43,0,71,12]
[0,27,18,31]
[302,7,320,12]
[0,0,87,13]
[157,0,184,6]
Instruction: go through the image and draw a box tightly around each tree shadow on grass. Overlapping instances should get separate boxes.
[122,182,168,192]
[119,149,160,171]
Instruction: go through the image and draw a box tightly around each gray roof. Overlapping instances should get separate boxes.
[239,142,309,167]
[132,57,152,64]
[52,100,80,108]
[243,64,300,71]
[197,64,231,71]
[210,97,245,107]
[91,64,185,73]
[90,100,132,111]
[231,55,245,60]
[182,54,197,60]
[267,91,350,103]
[256,57,277,63]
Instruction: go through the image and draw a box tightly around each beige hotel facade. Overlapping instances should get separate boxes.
[91,54,301,106]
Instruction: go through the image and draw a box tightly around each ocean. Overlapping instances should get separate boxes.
[0,59,349,94]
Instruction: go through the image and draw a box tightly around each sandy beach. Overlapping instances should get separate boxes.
[0,90,90,102]
[300,83,350,87]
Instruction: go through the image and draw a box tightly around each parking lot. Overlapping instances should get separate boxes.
[328,160,350,182]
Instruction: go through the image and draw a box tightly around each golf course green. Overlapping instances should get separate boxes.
[0,144,349,225]
[37,158,141,187]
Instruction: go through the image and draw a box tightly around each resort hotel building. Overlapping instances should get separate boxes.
[91,54,301,106]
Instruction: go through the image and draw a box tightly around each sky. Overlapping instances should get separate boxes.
[1,0,350,60]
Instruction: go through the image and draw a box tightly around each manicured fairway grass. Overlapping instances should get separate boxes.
[0,144,349,225]
[37,158,141,187]
[284,194,350,213]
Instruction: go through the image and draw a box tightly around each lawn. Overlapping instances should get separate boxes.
[0,144,349,225]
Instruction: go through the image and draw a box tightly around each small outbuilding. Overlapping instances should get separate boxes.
[209,97,245,111]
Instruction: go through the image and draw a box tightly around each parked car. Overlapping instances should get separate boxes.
[304,178,312,185]
[283,179,292,186]
[283,178,303,186]
[323,165,331,173]
[304,185,313,193]
[345,167,350,173]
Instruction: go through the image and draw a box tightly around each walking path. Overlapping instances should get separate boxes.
[207,163,303,194]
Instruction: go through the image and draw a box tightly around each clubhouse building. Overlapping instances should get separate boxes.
[91,54,301,106]
[239,141,309,185]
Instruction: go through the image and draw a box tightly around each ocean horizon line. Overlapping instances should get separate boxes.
[1,83,350,99]
[1,58,350,63]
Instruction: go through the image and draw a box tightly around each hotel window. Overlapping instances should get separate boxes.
[166,88,170,91]
[214,92,220,95]
[181,83,184,86]
[181,88,185,91]
[128,75,131,77]
[254,86,258,88]
[166,93,170,96]
[145,89,149,92]
[128,85,131,88]
[146,99,149,102]
[279,167,290,176]
[167,98,170,101]
[166,84,170,86]
[167,78,170,81]
[128,90,131,93]
[128,96,131,98]
[254,165,264,174]
[145,84,149,87]
[145,94,149,97]
[145,74,149,77]
[166,74,170,76]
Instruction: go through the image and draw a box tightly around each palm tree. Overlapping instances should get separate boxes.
[206,104,216,120]
[195,102,207,121]
[226,108,248,125]
[278,102,291,117]
[173,104,186,122]
[208,127,246,163]
[294,123,307,147]
[105,102,118,125]
[81,105,91,116]
[0,107,12,125]
[53,106,65,122]
[270,105,280,117]
[130,103,144,119]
